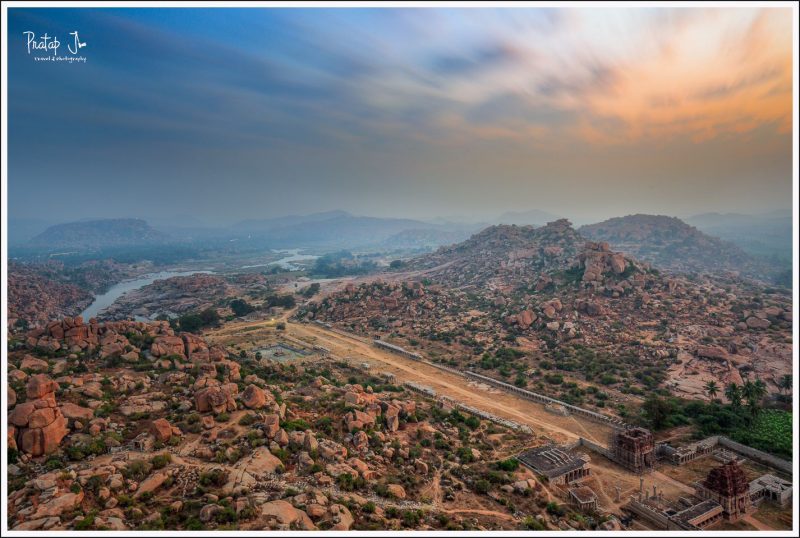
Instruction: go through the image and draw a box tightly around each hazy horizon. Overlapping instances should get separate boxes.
[8,7,794,225]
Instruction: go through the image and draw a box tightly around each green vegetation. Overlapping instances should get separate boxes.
[640,379,790,459]
[230,299,255,317]
[311,250,376,278]
[301,283,321,298]
[173,308,220,332]
[730,409,792,459]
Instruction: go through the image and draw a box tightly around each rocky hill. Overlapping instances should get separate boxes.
[578,214,779,283]
[29,219,170,250]
[7,262,94,329]
[406,219,585,290]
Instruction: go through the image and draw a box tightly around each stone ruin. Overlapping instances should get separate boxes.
[611,426,655,474]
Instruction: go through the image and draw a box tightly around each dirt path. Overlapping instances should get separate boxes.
[650,470,694,495]
[741,515,773,531]
[441,508,517,522]
[287,321,613,444]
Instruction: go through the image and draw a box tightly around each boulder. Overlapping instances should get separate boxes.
[26,374,58,400]
[260,500,316,530]
[20,355,49,372]
[263,414,281,438]
[150,336,186,358]
[386,484,406,499]
[149,418,174,443]
[60,403,94,422]
[195,385,237,414]
[241,384,268,409]
[243,446,284,475]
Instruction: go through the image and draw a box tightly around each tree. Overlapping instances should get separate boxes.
[724,383,742,408]
[230,299,255,317]
[703,380,719,400]
[743,379,768,418]
[301,283,321,298]
[779,374,792,395]
[642,395,673,430]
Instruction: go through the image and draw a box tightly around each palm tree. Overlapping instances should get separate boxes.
[779,374,792,395]
[753,378,768,400]
[743,378,768,418]
[704,380,719,400]
[724,383,742,408]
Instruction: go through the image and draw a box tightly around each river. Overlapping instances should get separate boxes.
[240,249,319,271]
[79,249,318,319]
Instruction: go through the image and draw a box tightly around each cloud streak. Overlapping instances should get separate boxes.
[6,6,794,223]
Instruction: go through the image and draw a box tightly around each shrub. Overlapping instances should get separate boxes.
[238,414,257,426]
[474,479,490,494]
[150,453,172,470]
[199,468,228,487]
[495,458,519,472]
[123,460,153,482]
[75,511,97,530]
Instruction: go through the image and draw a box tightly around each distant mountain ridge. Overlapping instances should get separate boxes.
[29,218,170,250]
[685,211,792,261]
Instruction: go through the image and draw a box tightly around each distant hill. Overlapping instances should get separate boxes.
[685,211,792,262]
[579,214,782,283]
[231,210,352,233]
[228,211,435,248]
[379,227,475,250]
[29,218,170,250]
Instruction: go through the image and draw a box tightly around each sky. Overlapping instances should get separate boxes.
[6,6,795,226]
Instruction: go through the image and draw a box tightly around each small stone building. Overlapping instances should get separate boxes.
[517,444,591,485]
[569,486,598,512]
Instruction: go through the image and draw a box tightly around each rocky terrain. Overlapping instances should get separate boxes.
[7,261,151,330]
[579,214,782,284]
[405,219,585,290]
[298,220,792,407]
[7,263,94,330]
[98,274,236,321]
[5,316,607,531]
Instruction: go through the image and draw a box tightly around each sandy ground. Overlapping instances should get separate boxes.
[282,320,615,445]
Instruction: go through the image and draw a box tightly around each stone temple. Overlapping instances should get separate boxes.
[611,426,655,474]
[693,461,752,521]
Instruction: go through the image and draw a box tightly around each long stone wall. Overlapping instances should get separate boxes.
[402,382,532,433]
[575,437,612,459]
[716,436,792,475]
[658,435,791,475]
[463,370,627,428]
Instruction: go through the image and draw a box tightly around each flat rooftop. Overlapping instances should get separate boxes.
[672,499,723,527]
[570,486,597,504]
[517,445,589,477]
